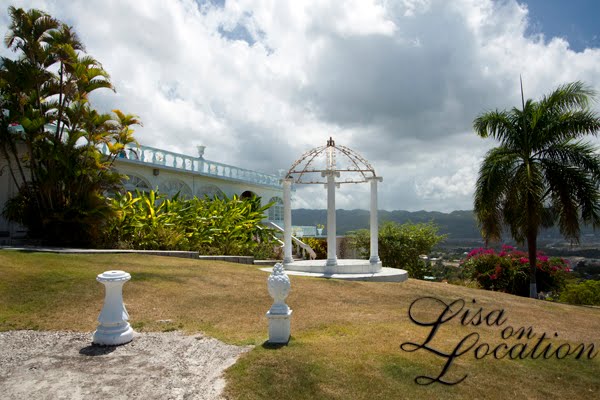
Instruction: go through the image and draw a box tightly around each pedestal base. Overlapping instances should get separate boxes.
[266,310,292,344]
[93,323,134,346]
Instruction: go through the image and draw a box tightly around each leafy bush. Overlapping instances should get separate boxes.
[104,190,277,256]
[461,245,571,296]
[559,280,600,306]
[303,237,327,259]
[348,221,446,278]
[251,241,279,260]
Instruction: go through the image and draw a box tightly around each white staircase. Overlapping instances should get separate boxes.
[264,221,317,260]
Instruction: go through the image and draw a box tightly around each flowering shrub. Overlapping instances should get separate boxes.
[461,245,570,296]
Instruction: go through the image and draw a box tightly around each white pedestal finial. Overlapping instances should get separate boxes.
[93,270,134,346]
[266,263,292,343]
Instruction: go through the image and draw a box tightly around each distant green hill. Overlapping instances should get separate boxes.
[291,209,599,240]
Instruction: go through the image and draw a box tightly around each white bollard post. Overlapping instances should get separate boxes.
[93,270,134,346]
[266,263,292,344]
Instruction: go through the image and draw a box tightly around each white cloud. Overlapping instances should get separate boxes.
[3,0,600,211]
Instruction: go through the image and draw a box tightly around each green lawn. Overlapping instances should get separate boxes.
[0,250,598,399]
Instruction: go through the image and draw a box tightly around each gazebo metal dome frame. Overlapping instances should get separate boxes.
[286,137,378,184]
[281,137,383,270]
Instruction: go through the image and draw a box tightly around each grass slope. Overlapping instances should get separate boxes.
[0,250,598,399]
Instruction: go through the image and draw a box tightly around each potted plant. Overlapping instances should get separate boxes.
[316,224,324,236]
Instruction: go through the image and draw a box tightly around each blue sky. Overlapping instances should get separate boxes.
[524,0,600,51]
[2,1,600,211]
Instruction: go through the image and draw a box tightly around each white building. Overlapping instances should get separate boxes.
[0,142,284,244]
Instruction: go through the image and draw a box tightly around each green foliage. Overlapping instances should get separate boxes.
[251,241,279,260]
[348,221,446,278]
[0,7,139,245]
[303,237,327,259]
[104,190,277,255]
[559,280,600,305]
[473,81,600,297]
[461,245,570,296]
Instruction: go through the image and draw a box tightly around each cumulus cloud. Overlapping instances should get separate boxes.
[2,0,600,211]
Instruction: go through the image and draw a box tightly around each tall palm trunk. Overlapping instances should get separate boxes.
[527,229,538,298]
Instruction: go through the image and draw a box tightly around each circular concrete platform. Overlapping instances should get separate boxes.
[285,259,383,274]
[260,261,408,283]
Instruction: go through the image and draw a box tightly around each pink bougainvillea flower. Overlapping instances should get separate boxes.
[519,257,529,264]
[467,248,483,258]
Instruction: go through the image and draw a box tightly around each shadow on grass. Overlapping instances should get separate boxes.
[261,337,292,350]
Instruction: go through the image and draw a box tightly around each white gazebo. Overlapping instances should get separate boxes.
[279,138,406,282]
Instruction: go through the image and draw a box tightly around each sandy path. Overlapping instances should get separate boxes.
[0,330,251,400]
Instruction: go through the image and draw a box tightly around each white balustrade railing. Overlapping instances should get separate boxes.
[100,143,281,188]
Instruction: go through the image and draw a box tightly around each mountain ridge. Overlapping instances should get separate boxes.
[291,208,598,240]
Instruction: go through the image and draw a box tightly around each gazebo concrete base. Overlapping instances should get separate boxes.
[261,261,408,282]
[285,259,383,274]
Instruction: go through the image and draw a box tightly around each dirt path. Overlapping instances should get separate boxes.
[0,330,251,400]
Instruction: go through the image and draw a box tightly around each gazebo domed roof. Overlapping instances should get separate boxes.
[286,137,377,184]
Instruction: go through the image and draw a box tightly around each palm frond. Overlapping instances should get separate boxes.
[540,81,596,113]
[473,146,519,242]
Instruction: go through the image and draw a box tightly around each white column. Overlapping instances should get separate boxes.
[283,178,293,264]
[367,177,383,264]
[323,171,340,267]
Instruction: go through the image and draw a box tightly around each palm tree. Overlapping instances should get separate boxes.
[1,7,140,245]
[473,81,600,298]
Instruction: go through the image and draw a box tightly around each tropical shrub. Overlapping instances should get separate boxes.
[461,245,571,296]
[303,237,327,259]
[348,221,446,278]
[104,190,277,256]
[251,241,280,260]
[559,280,600,306]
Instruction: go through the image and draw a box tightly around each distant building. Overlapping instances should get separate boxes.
[0,140,284,244]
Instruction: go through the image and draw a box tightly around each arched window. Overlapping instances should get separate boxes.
[267,196,284,222]
[241,190,256,200]
[159,179,192,198]
[122,174,151,193]
[196,184,225,199]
